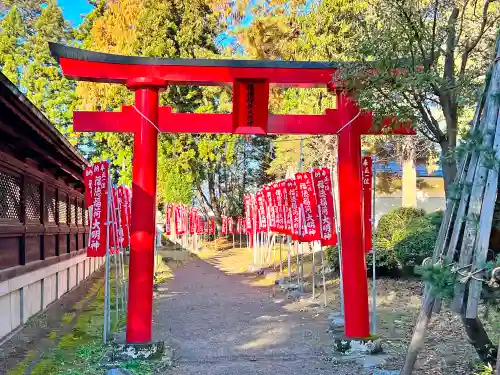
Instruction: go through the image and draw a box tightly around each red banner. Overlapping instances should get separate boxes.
[286,179,300,240]
[312,168,337,246]
[165,203,172,236]
[274,181,286,234]
[263,185,276,231]
[295,172,321,242]
[84,164,96,207]
[117,186,130,247]
[197,215,204,235]
[362,157,373,253]
[255,190,268,233]
[125,186,132,228]
[221,215,227,236]
[280,180,291,235]
[210,217,216,235]
[228,217,234,235]
[87,161,109,257]
[109,186,120,254]
[244,195,253,233]
[237,216,244,234]
[189,208,198,235]
[175,206,184,235]
[204,218,209,235]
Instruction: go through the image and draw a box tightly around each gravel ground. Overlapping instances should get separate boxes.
[153,259,364,375]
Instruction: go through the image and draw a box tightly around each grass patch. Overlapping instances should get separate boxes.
[47,330,57,340]
[29,274,124,375]
[6,350,36,375]
[61,311,76,325]
[24,260,169,375]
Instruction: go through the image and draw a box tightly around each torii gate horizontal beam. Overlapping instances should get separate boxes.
[49,43,337,87]
[73,106,414,135]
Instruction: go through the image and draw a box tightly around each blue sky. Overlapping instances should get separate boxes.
[59,0,93,26]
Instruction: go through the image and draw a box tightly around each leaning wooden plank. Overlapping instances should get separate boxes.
[445,136,485,262]
[451,50,500,312]
[432,59,491,266]
[430,79,489,313]
[466,111,500,318]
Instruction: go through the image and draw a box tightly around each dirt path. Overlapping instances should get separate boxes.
[153,256,362,375]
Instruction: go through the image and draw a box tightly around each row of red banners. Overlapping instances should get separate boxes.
[84,161,132,257]
[243,159,374,252]
[164,203,247,237]
[243,168,337,246]
[99,158,374,253]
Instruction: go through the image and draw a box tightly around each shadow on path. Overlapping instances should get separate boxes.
[153,257,361,375]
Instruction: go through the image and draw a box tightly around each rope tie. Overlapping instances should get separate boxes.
[336,110,361,134]
[450,263,487,283]
[132,104,160,132]
[457,268,486,283]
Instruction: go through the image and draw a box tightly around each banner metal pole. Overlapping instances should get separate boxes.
[317,204,328,307]
[331,168,344,315]
[103,169,112,344]
[371,156,377,335]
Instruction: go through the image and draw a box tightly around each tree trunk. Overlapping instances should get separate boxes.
[440,139,457,198]
[207,173,222,229]
[461,315,497,366]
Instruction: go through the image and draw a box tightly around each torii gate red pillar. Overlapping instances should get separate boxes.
[49,43,412,343]
[126,78,164,342]
[336,91,369,336]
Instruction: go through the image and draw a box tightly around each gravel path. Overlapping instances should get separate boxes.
[153,259,362,375]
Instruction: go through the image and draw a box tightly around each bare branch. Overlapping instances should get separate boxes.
[459,0,493,78]
[430,0,441,65]
[411,92,445,142]
[444,8,459,83]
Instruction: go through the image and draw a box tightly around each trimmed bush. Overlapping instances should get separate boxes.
[324,245,340,270]
[376,207,426,242]
[372,207,427,270]
[324,208,443,275]
[394,211,443,269]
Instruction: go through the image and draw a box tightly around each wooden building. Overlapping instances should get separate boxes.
[0,72,104,339]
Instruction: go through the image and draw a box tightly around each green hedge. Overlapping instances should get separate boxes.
[324,207,443,275]
[394,212,442,269]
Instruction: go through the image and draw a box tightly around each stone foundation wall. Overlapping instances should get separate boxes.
[0,254,104,340]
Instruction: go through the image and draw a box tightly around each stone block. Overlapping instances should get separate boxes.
[78,262,84,283]
[43,274,57,308]
[10,289,21,330]
[0,293,12,338]
[85,259,90,278]
[57,271,68,298]
[69,265,77,290]
[23,281,41,323]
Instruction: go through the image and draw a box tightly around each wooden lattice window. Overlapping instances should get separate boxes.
[0,171,21,220]
[77,201,83,225]
[58,192,67,224]
[84,207,89,226]
[45,187,56,223]
[70,198,76,224]
[25,181,41,222]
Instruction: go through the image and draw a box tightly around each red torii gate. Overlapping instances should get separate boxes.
[50,43,412,343]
